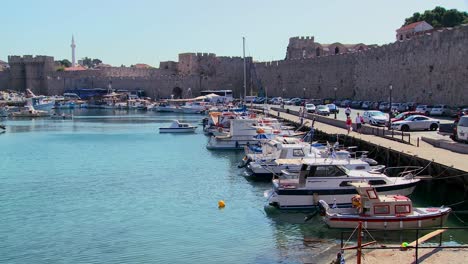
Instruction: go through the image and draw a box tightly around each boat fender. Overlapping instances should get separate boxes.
[317,200,329,216]
[351,195,361,208]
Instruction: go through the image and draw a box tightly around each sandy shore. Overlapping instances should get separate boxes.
[338,247,468,264]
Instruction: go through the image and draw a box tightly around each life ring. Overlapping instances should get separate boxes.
[351,195,361,208]
[256,128,265,134]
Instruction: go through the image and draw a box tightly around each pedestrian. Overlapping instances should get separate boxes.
[346,116,352,135]
[298,107,304,125]
[355,112,363,134]
[345,106,351,117]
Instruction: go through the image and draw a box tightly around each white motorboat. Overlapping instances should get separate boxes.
[206,118,264,150]
[265,158,420,210]
[244,140,384,181]
[159,120,197,133]
[318,182,451,230]
[155,103,177,112]
[11,105,50,118]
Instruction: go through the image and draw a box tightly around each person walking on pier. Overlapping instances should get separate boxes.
[299,107,304,125]
[346,116,352,135]
[345,106,351,117]
[355,112,363,134]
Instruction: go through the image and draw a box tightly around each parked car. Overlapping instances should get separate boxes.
[270,97,284,105]
[398,103,409,112]
[253,97,266,104]
[455,115,468,143]
[390,103,402,112]
[430,104,455,116]
[326,104,339,114]
[305,103,316,113]
[285,97,302,106]
[334,99,342,106]
[361,101,371,110]
[378,102,390,112]
[323,98,334,104]
[415,105,433,116]
[341,100,352,107]
[362,111,388,126]
[316,105,330,116]
[406,102,417,111]
[391,115,440,131]
[391,111,426,123]
[308,98,323,105]
[353,101,364,109]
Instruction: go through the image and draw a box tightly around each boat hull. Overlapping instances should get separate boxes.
[159,127,196,133]
[324,208,451,230]
[267,181,419,210]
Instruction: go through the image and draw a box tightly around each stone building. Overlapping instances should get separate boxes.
[285,36,370,60]
[396,21,434,41]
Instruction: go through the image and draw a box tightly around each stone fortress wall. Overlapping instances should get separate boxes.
[1,24,467,105]
[255,25,468,106]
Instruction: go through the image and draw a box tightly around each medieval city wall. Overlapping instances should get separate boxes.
[3,24,467,105]
[0,70,9,89]
[254,24,468,105]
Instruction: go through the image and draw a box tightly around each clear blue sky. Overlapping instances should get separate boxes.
[1,0,467,66]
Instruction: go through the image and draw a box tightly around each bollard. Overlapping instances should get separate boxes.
[391,129,394,138]
[417,137,420,147]
[408,134,411,144]
[401,131,404,142]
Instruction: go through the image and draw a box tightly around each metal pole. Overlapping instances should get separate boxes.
[388,85,392,129]
[334,88,337,119]
[357,221,362,264]
[416,229,419,264]
[243,37,247,100]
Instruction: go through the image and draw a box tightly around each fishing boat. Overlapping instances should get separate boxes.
[318,182,451,230]
[11,105,50,118]
[265,158,420,210]
[159,120,197,133]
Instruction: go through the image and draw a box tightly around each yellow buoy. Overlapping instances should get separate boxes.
[218,200,226,208]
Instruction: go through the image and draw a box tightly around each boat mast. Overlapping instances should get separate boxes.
[243,37,247,100]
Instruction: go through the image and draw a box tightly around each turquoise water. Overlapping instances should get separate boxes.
[1,110,466,264]
[0,110,339,264]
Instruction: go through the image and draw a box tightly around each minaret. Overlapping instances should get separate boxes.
[71,35,76,67]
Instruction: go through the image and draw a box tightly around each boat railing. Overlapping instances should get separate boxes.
[383,166,423,178]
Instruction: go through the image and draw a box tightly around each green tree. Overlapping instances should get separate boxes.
[58,59,71,67]
[81,57,103,68]
[92,58,102,66]
[403,6,468,28]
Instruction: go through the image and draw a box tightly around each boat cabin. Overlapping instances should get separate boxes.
[351,182,412,216]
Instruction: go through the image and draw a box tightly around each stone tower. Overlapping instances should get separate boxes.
[71,35,76,67]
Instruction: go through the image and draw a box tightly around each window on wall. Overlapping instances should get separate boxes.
[334,47,340,54]
[399,35,403,41]
[316,47,320,57]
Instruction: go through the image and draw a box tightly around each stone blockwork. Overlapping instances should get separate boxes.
[256,25,468,105]
[2,25,467,105]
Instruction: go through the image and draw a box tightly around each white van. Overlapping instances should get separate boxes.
[456,116,468,143]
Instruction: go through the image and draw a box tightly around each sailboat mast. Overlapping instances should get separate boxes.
[243,37,247,100]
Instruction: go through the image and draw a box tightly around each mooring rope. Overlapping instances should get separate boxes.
[452,211,467,225]
[431,172,468,180]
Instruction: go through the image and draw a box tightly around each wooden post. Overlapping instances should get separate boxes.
[357,221,362,264]
[415,228,419,264]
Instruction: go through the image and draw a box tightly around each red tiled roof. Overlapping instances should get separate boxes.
[64,65,87,71]
[134,63,152,69]
[396,21,427,32]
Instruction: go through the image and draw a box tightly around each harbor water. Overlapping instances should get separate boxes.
[0,110,466,264]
